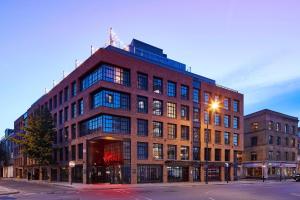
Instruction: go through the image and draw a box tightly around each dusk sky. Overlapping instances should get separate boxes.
[1,0,299,137]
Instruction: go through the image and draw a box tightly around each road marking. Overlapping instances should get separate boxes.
[290,193,300,197]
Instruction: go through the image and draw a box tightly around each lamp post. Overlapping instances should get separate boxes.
[225,163,229,183]
[279,163,282,182]
[262,163,266,182]
[205,100,219,184]
[69,161,75,185]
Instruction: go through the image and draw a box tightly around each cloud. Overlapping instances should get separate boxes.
[218,49,300,106]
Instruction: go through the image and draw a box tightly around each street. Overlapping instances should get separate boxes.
[1,180,300,200]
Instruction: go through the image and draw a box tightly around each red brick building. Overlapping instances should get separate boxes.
[13,39,243,184]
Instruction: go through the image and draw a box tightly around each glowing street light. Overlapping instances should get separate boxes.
[205,100,220,184]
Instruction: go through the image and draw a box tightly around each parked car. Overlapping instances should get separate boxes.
[292,174,300,181]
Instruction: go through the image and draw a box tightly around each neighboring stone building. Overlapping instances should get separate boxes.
[12,38,244,184]
[243,109,298,179]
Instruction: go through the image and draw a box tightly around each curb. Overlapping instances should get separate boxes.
[0,191,19,196]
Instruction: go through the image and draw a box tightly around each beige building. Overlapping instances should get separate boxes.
[243,109,298,179]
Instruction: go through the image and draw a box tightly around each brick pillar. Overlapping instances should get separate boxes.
[57,167,61,182]
[189,166,193,182]
[200,165,205,182]
[163,165,168,183]
[83,141,87,184]
[130,140,137,184]
[220,166,225,181]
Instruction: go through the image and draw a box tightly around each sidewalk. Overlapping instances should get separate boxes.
[0,185,19,195]
[0,178,295,191]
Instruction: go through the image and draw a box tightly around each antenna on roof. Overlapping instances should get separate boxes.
[75,59,78,68]
[62,70,65,79]
[53,80,55,88]
[44,88,47,94]
[90,45,94,55]
[109,27,113,45]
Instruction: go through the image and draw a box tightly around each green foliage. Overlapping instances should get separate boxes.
[12,108,55,166]
[0,145,9,165]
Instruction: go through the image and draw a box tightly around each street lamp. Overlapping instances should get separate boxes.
[225,163,229,183]
[262,163,266,182]
[205,100,220,184]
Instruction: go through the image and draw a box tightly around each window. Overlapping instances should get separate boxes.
[276,151,281,160]
[137,142,148,160]
[251,136,257,146]
[214,113,221,126]
[65,147,69,161]
[224,132,230,145]
[204,92,210,104]
[193,108,199,122]
[49,99,53,111]
[268,135,273,144]
[215,149,221,161]
[276,123,281,132]
[153,77,163,94]
[137,119,148,136]
[233,133,239,146]
[64,127,69,141]
[204,129,211,143]
[181,105,189,120]
[193,89,199,103]
[233,116,239,129]
[204,111,210,124]
[252,122,259,130]
[225,149,230,161]
[268,151,273,160]
[167,145,177,160]
[153,121,163,137]
[71,102,76,118]
[64,87,69,102]
[59,110,63,125]
[167,102,176,118]
[71,124,76,139]
[233,100,239,112]
[223,98,229,110]
[64,107,68,122]
[78,99,84,115]
[285,152,288,161]
[167,123,177,139]
[193,128,200,143]
[54,95,57,108]
[58,129,63,143]
[71,81,77,97]
[79,114,130,136]
[153,99,163,116]
[59,148,63,161]
[284,124,289,134]
[92,90,130,110]
[71,145,76,160]
[59,91,63,105]
[292,152,296,161]
[215,131,221,144]
[292,126,296,134]
[277,137,281,145]
[167,81,176,97]
[81,64,130,90]
[193,147,200,161]
[251,152,257,161]
[78,143,83,160]
[137,165,163,183]
[285,137,289,146]
[204,148,211,161]
[181,125,189,140]
[153,143,163,159]
[180,146,189,160]
[181,85,189,100]
[292,138,296,147]
[268,121,273,130]
[224,115,230,128]
[137,96,148,113]
[137,73,148,90]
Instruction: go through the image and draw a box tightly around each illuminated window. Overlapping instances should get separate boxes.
[167,123,177,139]
[167,102,176,118]
[153,143,163,160]
[180,146,189,160]
[181,105,189,120]
[137,96,148,113]
[153,99,163,116]
[153,121,163,137]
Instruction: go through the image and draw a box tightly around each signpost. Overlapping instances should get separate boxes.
[69,161,75,185]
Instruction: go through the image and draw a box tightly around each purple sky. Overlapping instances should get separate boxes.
[0,0,300,136]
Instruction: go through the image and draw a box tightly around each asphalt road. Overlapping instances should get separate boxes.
[1,180,300,200]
